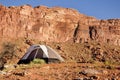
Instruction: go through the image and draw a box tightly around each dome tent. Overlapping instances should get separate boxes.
[17,45,64,64]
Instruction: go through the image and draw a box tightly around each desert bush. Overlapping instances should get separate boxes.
[0,42,17,60]
[104,60,115,69]
[0,42,17,70]
[30,58,46,64]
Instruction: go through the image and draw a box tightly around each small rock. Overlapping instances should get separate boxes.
[0,71,6,75]
[13,72,25,76]
[90,75,99,79]
[4,64,18,69]
[83,77,91,80]
[79,71,87,75]
[111,77,117,80]
[80,69,100,75]
[102,70,108,74]
[42,66,50,70]
[56,46,61,50]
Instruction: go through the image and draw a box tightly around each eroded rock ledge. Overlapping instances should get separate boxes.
[0,5,120,45]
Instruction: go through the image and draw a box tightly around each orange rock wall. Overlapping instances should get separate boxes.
[0,5,120,45]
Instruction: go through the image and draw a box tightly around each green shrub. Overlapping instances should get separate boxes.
[31,59,46,64]
[104,61,115,69]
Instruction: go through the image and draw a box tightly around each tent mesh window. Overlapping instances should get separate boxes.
[27,49,37,60]
[28,48,44,60]
[36,48,44,58]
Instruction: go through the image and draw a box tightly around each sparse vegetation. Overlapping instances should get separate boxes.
[104,60,115,69]
[30,59,46,64]
[0,42,17,70]
[0,42,17,60]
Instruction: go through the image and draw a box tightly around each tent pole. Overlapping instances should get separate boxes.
[34,48,39,59]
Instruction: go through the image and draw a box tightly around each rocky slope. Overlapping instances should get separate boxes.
[0,4,120,45]
[0,41,120,80]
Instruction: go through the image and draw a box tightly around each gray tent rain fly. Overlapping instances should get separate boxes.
[17,45,64,64]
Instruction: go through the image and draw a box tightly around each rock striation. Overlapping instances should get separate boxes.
[0,5,120,45]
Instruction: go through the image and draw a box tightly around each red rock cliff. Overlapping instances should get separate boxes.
[0,5,120,45]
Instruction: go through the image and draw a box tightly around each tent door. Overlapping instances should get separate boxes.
[27,48,44,60]
[35,48,44,59]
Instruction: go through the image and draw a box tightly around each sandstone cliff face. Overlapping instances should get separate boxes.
[0,5,120,45]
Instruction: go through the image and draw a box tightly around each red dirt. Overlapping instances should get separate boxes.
[0,62,120,80]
